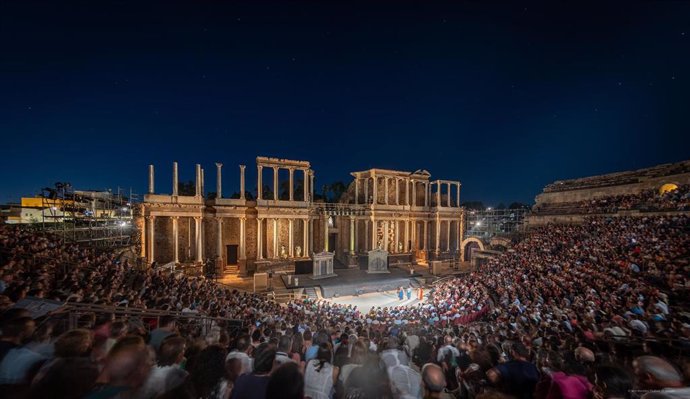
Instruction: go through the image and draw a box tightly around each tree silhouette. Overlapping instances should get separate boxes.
[178,180,196,196]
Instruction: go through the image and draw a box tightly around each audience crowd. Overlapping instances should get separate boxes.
[533,185,690,215]
[0,211,689,399]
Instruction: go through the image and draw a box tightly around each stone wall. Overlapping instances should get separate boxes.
[535,172,690,205]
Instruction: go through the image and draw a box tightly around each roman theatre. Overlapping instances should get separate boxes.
[140,157,466,295]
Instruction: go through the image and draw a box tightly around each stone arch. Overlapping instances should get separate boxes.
[460,237,485,261]
[658,183,679,195]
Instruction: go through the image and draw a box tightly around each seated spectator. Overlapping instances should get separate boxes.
[230,342,275,399]
[487,342,540,399]
[0,315,46,398]
[85,336,153,399]
[632,356,690,399]
[304,343,338,399]
[149,316,176,351]
[421,363,453,399]
[591,365,633,399]
[136,335,188,399]
[266,362,304,399]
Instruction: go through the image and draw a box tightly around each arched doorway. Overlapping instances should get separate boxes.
[464,242,480,261]
[659,183,678,195]
[460,237,485,261]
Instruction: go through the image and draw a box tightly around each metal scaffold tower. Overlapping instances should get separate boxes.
[38,182,139,249]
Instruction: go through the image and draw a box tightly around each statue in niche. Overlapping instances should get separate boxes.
[280,245,287,259]
[295,245,302,258]
[398,242,403,252]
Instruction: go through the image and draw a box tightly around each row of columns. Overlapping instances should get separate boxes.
[256,218,311,259]
[354,176,431,206]
[341,218,460,255]
[146,215,205,264]
[432,181,462,208]
[257,165,313,201]
[147,162,247,200]
[145,214,461,263]
[352,176,461,208]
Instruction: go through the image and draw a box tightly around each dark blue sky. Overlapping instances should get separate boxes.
[1,1,688,205]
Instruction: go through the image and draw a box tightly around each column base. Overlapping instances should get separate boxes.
[347,254,358,268]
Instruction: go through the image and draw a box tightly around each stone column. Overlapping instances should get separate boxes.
[257,165,263,200]
[148,165,155,194]
[456,183,461,208]
[412,182,417,207]
[423,220,429,251]
[256,218,263,260]
[371,218,377,250]
[273,167,279,201]
[394,221,399,253]
[240,165,246,200]
[436,182,441,208]
[435,217,441,255]
[147,216,155,263]
[395,178,399,205]
[303,170,308,202]
[447,183,452,207]
[410,219,419,251]
[172,162,179,196]
[288,219,294,257]
[240,217,246,260]
[273,218,279,259]
[324,216,329,252]
[309,218,314,255]
[172,216,179,263]
[383,220,389,252]
[446,219,451,251]
[349,216,355,255]
[216,217,223,260]
[404,219,410,252]
[195,164,202,197]
[310,171,315,201]
[289,168,294,201]
[364,178,369,204]
[384,178,389,204]
[424,182,429,207]
[455,220,460,253]
[354,178,359,205]
[372,174,378,204]
[195,216,203,263]
[215,163,223,199]
[303,218,309,256]
[201,168,205,196]
[365,219,369,251]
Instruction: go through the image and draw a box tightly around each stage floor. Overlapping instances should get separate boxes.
[280,266,431,298]
[326,289,425,309]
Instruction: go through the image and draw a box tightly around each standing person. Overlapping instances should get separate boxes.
[149,316,176,351]
[487,342,540,399]
[304,343,338,399]
[418,287,424,301]
[230,343,275,399]
[406,286,412,300]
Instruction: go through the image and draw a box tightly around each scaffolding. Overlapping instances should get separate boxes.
[464,208,528,240]
[38,182,139,248]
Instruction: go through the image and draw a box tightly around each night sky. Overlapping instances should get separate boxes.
[1,1,689,205]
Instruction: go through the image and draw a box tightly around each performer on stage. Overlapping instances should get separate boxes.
[406,286,412,300]
[398,287,404,301]
[418,287,424,300]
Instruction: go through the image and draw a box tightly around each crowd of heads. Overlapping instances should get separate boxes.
[533,185,690,215]
[1,211,689,398]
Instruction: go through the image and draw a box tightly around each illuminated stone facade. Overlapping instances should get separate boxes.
[141,157,465,275]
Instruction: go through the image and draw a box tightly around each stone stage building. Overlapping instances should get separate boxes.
[140,157,465,275]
